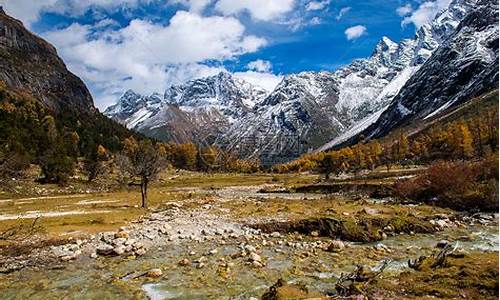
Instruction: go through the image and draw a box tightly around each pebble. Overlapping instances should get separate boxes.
[178,258,190,266]
[96,244,114,256]
[135,248,147,256]
[196,262,205,269]
[326,240,345,252]
[436,240,449,248]
[244,245,257,253]
[249,252,262,263]
[113,246,126,255]
[146,268,163,278]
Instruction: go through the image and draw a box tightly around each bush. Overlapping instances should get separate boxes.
[39,153,75,184]
[0,152,30,178]
[394,158,499,212]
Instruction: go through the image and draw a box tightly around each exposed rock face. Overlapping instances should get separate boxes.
[106,0,493,163]
[105,72,267,144]
[222,71,342,165]
[0,9,95,113]
[318,0,481,150]
[345,0,498,143]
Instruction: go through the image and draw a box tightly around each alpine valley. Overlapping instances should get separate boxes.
[105,0,498,165]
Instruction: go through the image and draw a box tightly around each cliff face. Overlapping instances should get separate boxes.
[0,7,95,113]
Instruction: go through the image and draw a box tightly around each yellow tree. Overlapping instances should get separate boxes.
[457,123,474,158]
[199,146,218,172]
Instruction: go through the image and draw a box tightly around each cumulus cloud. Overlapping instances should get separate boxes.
[233,71,282,92]
[0,0,154,26]
[43,11,267,109]
[247,59,272,72]
[396,4,413,17]
[344,25,366,40]
[214,0,295,21]
[401,0,451,28]
[170,0,213,13]
[335,6,351,21]
[305,0,330,11]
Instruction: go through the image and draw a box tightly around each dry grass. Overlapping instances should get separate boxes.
[0,172,318,239]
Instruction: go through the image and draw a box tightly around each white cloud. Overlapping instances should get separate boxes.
[170,0,213,13]
[335,6,351,21]
[344,25,366,40]
[214,0,295,21]
[396,4,413,17]
[310,16,321,25]
[247,59,272,72]
[0,0,153,26]
[233,71,282,92]
[43,11,267,109]
[402,0,451,28]
[1,0,58,25]
[305,0,330,11]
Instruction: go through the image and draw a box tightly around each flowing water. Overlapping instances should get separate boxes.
[0,225,496,300]
[0,186,497,299]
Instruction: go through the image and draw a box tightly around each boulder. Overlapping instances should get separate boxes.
[96,244,114,256]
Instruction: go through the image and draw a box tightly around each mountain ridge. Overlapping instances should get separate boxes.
[105,0,493,165]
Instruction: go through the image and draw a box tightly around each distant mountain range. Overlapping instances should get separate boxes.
[105,0,498,165]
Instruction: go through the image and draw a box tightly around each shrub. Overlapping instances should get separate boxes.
[38,153,75,184]
[394,158,498,212]
[0,152,30,178]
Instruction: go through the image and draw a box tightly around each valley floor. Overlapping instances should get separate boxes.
[0,170,497,299]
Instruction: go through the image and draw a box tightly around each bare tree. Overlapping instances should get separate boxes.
[0,216,43,242]
[118,139,166,208]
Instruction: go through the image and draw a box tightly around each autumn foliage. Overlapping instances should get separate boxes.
[394,155,499,211]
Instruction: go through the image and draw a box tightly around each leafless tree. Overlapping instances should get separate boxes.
[117,140,166,208]
[0,216,43,242]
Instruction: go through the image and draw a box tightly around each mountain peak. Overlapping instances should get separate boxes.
[372,36,398,57]
[216,71,232,79]
[122,89,140,98]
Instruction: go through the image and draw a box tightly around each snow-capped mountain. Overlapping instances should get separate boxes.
[318,0,483,150]
[105,0,494,164]
[228,0,478,161]
[104,72,268,143]
[221,71,343,165]
[347,0,498,142]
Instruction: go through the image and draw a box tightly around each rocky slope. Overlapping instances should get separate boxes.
[105,72,268,143]
[0,8,139,157]
[0,7,95,113]
[327,0,498,147]
[106,0,491,163]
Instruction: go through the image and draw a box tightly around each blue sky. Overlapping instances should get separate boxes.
[0,0,448,110]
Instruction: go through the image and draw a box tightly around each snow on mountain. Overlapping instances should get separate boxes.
[105,0,490,164]
[318,0,481,149]
[104,72,268,142]
[332,0,498,145]
[222,71,343,165]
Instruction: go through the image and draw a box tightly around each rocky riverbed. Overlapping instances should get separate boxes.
[0,185,498,299]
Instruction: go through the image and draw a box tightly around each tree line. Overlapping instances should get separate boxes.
[273,108,498,177]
